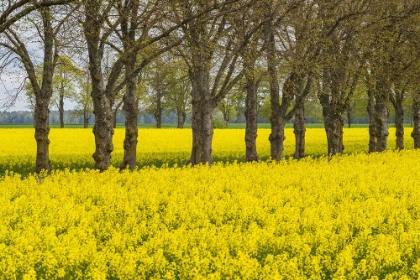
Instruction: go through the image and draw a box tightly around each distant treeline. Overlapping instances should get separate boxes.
[0,109,412,126]
[0,110,182,125]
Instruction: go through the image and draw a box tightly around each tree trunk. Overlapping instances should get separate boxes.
[113,110,118,128]
[59,80,64,128]
[347,105,352,128]
[266,26,287,161]
[411,94,420,148]
[92,94,114,171]
[155,99,162,128]
[373,96,389,152]
[189,63,214,165]
[367,88,376,153]
[33,8,56,173]
[293,103,306,159]
[34,99,51,173]
[394,102,404,150]
[319,68,346,156]
[177,110,186,128]
[84,7,114,171]
[83,115,89,128]
[244,61,258,162]
[269,117,286,161]
[222,109,229,128]
[120,56,139,170]
[323,110,344,155]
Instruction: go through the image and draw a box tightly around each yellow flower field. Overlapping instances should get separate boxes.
[0,127,413,175]
[0,128,420,279]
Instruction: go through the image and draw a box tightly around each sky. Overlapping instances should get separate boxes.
[0,72,77,112]
[0,71,30,111]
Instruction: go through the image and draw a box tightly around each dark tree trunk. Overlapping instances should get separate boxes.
[269,116,286,161]
[323,110,344,155]
[59,80,64,128]
[155,97,162,128]
[112,100,123,129]
[83,114,89,128]
[91,94,114,171]
[120,56,139,170]
[113,109,118,129]
[319,84,345,156]
[34,98,51,173]
[318,65,353,156]
[412,94,420,148]
[267,26,287,161]
[394,103,404,150]
[177,110,186,128]
[244,58,258,162]
[33,9,56,173]
[390,89,405,151]
[367,88,376,153]
[293,102,306,159]
[347,105,352,128]
[84,1,115,171]
[373,94,389,152]
[189,64,214,165]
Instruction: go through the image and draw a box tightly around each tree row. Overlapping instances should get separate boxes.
[1,0,420,173]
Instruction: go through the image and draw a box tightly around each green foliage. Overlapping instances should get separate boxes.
[212,117,227,129]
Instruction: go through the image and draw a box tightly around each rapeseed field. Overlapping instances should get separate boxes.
[0,128,419,279]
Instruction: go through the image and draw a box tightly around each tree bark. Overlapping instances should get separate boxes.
[91,94,114,171]
[83,1,116,171]
[319,83,345,156]
[411,94,420,148]
[34,98,51,173]
[59,80,64,128]
[112,100,123,129]
[293,102,306,159]
[189,65,214,165]
[367,88,377,153]
[83,114,89,128]
[155,96,162,128]
[244,57,258,162]
[120,56,139,170]
[323,109,344,155]
[373,93,389,152]
[394,102,404,150]
[347,105,352,128]
[267,26,286,161]
[177,111,186,128]
[34,8,56,173]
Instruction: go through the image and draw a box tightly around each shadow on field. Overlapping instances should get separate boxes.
[1,152,278,178]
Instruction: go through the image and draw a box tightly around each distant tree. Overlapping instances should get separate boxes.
[164,57,191,129]
[52,56,81,128]
[71,69,93,128]
[142,54,172,129]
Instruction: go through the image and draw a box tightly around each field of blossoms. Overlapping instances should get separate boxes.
[1,128,420,279]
